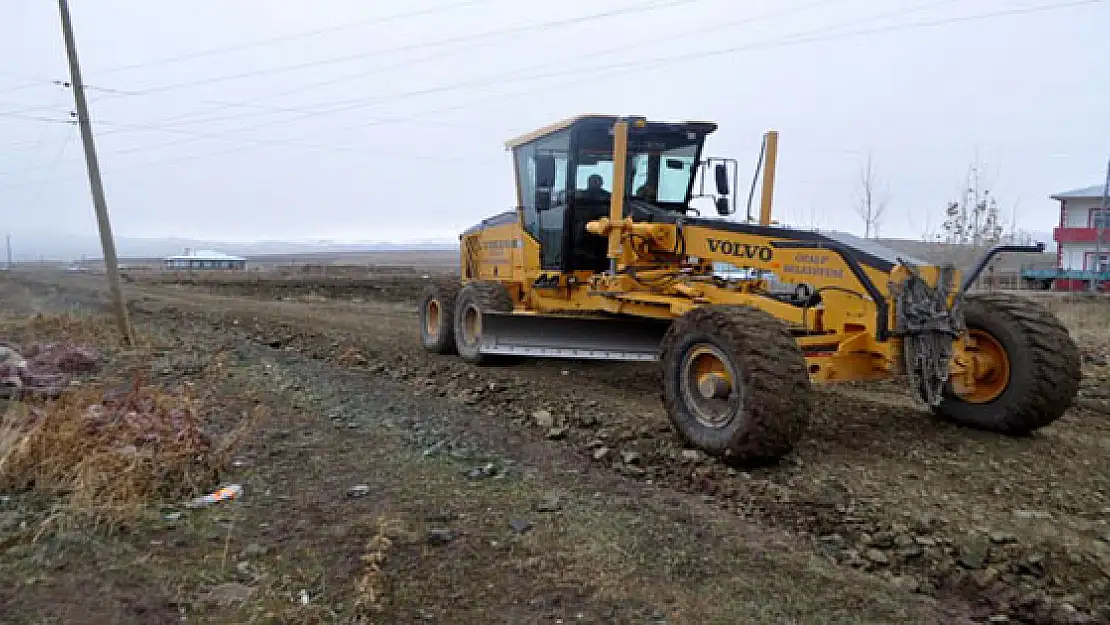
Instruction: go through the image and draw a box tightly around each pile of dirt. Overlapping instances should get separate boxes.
[0,341,101,399]
[0,380,239,524]
[22,342,101,375]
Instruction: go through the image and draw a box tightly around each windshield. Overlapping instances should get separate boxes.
[574,125,703,206]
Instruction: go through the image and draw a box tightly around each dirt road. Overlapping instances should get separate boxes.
[3,269,1109,623]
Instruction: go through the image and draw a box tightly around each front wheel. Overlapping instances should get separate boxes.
[935,293,1081,434]
[453,282,513,365]
[660,305,813,465]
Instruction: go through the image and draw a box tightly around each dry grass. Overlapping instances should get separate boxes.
[0,378,263,530]
[0,311,264,530]
[352,516,405,621]
[1040,295,1110,339]
[17,311,137,348]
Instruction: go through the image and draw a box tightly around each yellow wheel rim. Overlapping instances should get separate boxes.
[424,300,440,336]
[958,329,1011,404]
[681,344,738,428]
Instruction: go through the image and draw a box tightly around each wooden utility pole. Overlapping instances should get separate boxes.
[4,234,11,270]
[57,0,133,345]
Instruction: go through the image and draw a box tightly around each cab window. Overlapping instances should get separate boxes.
[514,130,570,270]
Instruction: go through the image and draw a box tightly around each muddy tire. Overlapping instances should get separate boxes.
[934,293,1081,434]
[419,284,459,355]
[660,305,812,465]
[454,281,513,365]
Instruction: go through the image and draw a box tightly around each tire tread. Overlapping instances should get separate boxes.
[935,293,1081,433]
[419,283,460,355]
[660,305,812,464]
[454,281,513,364]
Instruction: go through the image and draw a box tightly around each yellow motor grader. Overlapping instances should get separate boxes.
[419,115,1081,464]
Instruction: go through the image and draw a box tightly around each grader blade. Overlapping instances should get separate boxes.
[479,313,668,361]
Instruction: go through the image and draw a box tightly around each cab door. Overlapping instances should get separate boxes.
[514,130,570,271]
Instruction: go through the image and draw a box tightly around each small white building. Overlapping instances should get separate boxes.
[1050,185,1109,290]
[163,249,247,271]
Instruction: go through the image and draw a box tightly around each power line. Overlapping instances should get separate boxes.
[84,85,513,136]
[304,0,1105,118]
[84,93,528,173]
[20,126,77,207]
[3,89,68,192]
[0,2,488,97]
[85,40,515,130]
[90,0,701,96]
[94,135,493,175]
[14,0,1102,172]
[89,118,483,161]
[90,0,491,75]
[95,116,499,159]
[0,87,112,121]
[0,109,76,125]
[98,0,1097,152]
[78,0,880,142]
[0,99,69,116]
[53,0,1096,168]
[53,0,947,174]
[0,80,54,97]
[77,0,706,142]
[74,0,718,150]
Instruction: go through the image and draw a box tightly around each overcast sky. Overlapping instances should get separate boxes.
[1,0,1108,245]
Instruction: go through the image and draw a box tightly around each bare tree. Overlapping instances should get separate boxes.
[907,207,937,242]
[1000,198,1035,245]
[853,153,889,239]
[942,160,1004,246]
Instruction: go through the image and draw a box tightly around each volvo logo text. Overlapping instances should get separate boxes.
[706,239,774,262]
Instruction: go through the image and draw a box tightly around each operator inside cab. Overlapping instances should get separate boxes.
[578,173,611,202]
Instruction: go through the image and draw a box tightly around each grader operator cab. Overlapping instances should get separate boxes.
[419,115,1081,464]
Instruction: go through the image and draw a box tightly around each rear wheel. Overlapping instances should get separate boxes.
[660,305,812,465]
[454,281,513,364]
[935,293,1081,434]
[418,284,459,354]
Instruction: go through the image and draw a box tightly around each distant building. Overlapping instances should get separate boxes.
[870,237,1054,290]
[163,249,246,271]
[1046,185,1109,291]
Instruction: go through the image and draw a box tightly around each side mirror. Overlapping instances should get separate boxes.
[714,163,730,196]
[716,197,730,216]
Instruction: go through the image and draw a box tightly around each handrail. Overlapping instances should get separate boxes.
[958,243,1045,295]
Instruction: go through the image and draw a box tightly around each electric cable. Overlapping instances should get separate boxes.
[93,0,492,75]
[82,0,1096,156]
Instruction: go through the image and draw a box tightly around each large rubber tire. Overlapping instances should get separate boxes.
[660,305,813,465]
[934,293,1081,434]
[453,281,514,365]
[418,283,459,355]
